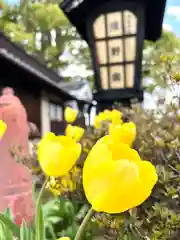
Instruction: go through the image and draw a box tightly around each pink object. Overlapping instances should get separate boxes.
[11,193,34,226]
[0,87,34,224]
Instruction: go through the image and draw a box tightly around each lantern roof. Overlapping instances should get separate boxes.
[60,0,167,42]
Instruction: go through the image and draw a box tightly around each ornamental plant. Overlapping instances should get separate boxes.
[89,103,180,240]
[0,105,160,240]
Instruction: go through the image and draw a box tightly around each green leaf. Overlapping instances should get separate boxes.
[0,214,20,238]
[48,224,56,240]
[0,221,13,240]
[45,216,62,225]
[32,181,38,202]
[36,205,45,240]
[28,227,35,240]
[0,221,7,239]
[3,208,12,220]
[20,220,30,240]
[64,201,75,218]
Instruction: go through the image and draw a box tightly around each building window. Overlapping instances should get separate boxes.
[50,102,63,121]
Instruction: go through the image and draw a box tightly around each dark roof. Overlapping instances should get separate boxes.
[0,32,90,104]
[0,32,63,83]
[60,0,167,42]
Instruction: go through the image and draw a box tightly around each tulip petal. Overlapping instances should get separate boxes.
[94,116,101,129]
[57,237,71,240]
[110,121,136,146]
[64,107,77,123]
[110,109,122,125]
[65,124,85,142]
[88,135,141,163]
[138,160,158,190]
[84,158,156,213]
[0,120,7,139]
[38,135,81,177]
[83,135,157,214]
[42,132,55,141]
[90,160,141,213]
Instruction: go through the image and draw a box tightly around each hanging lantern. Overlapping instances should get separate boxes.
[61,0,167,105]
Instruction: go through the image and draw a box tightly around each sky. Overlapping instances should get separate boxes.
[163,0,180,36]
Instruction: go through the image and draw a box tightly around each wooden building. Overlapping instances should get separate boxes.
[0,32,89,136]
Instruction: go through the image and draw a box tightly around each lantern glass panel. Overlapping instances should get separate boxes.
[96,41,107,64]
[126,64,134,87]
[108,39,124,63]
[93,10,137,89]
[110,65,124,88]
[93,15,106,38]
[124,10,137,35]
[100,67,108,89]
[125,37,136,61]
[107,12,123,37]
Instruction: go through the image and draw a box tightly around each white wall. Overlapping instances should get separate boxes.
[40,91,51,136]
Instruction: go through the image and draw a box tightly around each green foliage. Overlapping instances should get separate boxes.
[67,42,92,70]
[8,99,180,240]
[28,3,68,31]
[143,30,180,88]
[0,199,85,239]
[1,42,180,238]
[20,221,35,240]
[36,205,45,240]
[43,197,92,239]
[0,209,34,239]
[0,0,74,71]
[0,212,20,238]
[0,0,93,81]
[81,103,180,240]
[2,101,180,239]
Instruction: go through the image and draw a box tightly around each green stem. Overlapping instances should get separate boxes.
[74,207,94,240]
[35,179,48,233]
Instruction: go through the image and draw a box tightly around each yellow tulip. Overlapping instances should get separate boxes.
[57,237,71,240]
[37,132,81,177]
[64,107,78,123]
[109,121,136,146]
[103,110,112,120]
[108,123,114,135]
[110,109,122,125]
[94,110,111,129]
[0,120,7,139]
[94,115,102,129]
[83,135,157,214]
[98,112,107,121]
[65,124,85,142]
[94,109,122,129]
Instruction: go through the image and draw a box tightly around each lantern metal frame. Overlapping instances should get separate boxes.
[60,0,167,104]
[86,0,144,102]
[60,0,167,42]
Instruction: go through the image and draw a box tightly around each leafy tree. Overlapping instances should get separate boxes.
[0,0,79,72]
[142,30,180,90]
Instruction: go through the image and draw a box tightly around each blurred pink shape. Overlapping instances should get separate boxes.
[0,87,34,224]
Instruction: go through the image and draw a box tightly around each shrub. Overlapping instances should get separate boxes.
[0,103,180,240]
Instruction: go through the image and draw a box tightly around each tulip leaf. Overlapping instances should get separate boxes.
[0,214,20,238]
[20,220,30,240]
[47,224,56,240]
[3,208,12,220]
[0,220,13,240]
[36,205,45,240]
